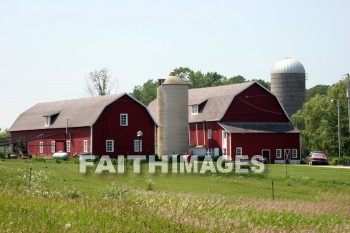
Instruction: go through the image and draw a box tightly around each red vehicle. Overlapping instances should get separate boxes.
[308,151,328,165]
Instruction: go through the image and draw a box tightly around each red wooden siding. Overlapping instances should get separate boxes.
[221,83,289,122]
[92,95,155,156]
[230,133,300,162]
[11,127,90,157]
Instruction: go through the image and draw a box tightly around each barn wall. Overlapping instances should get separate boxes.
[93,95,155,156]
[231,133,300,163]
[10,127,90,157]
[222,83,289,122]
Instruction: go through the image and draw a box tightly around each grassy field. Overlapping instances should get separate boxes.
[0,158,350,232]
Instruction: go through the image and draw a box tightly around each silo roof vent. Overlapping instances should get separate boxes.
[271,57,305,74]
[163,76,188,85]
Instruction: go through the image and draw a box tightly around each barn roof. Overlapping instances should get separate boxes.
[9,93,133,131]
[218,122,300,133]
[148,82,271,123]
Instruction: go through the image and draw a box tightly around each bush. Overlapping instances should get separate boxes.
[330,157,350,165]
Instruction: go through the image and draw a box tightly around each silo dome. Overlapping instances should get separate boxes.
[270,58,306,117]
[271,58,305,74]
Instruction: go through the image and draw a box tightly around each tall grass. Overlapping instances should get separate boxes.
[0,160,350,232]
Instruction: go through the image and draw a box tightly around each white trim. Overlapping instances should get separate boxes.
[83,140,88,153]
[51,141,55,153]
[66,140,71,153]
[106,140,114,153]
[45,116,51,127]
[134,139,142,152]
[228,132,232,161]
[191,105,199,115]
[235,147,242,157]
[120,113,128,126]
[276,149,282,159]
[90,126,93,153]
[39,141,43,154]
[292,149,298,158]
[207,129,212,140]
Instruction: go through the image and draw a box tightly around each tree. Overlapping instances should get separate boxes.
[225,75,246,84]
[251,79,271,90]
[306,84,330,101]
[0,128,9,141]
[86,68,118,96]
[292,79,349,157]
[131,79,157,106]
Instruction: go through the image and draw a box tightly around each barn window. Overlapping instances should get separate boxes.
[276,149,282,159]
[39,142,44,153]
[236,147,242,156]
[120,114,128,126]
[292,149,298,158]
[134,139,142,152]
[45,116,51,126]
[106,140,114,152]
[66,141,71,153]
[191,105,198,115]
[83,140,88,153]
[51,141,55,153]
[207,129,212,139]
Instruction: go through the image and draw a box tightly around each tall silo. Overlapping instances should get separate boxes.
[157,76,189,156]
[271,58,306,117]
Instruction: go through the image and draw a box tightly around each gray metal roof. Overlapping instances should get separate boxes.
[148,82,256,124]
[9,93,126,131]
[271,57,305,74]
[219,122,300,133]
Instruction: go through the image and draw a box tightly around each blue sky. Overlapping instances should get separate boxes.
[1,0,349,129]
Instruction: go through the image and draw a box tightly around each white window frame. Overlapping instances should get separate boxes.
[208,129,212,140]
[134,139,142,152]
[236,147,242,157]
[191,105,198,115]
[39,142,43,154]
[83,140,88,153]
[66,140,71,153]
[276,149,282,159]
[120,114,128,126]
[106,140,114,153]
[45,116,51,126]
[292,149,298,159]
[51,141,55,153]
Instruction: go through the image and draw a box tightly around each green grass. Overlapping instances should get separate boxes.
[1,159,350,232]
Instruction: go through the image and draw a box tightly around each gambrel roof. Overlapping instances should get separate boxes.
[148,81,290,124]
[9,93,150,132]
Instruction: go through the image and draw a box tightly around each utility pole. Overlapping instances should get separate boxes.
[331,99,341,158]
[346,73,350,136]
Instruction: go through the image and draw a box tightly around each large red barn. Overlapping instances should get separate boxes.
[9,93,156,157]
[148,81,300,164]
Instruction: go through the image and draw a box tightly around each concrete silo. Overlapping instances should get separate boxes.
[271,58,306,117]
[157,76,189,156]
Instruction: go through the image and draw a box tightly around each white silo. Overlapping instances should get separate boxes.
[271,58,306,117]
[157,76,189,156]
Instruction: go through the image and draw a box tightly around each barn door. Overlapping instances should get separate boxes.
[284,149,290,164]
[56,140,65,152]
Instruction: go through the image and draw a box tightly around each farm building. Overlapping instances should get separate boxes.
[9,93,157,157]
[148,81,300,164]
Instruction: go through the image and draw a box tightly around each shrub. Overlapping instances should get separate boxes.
[330,157,350,165]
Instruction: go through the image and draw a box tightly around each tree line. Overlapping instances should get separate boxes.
[131,67,270,106]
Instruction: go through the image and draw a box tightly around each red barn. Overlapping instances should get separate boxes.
[149,82,300,164]
[9,93,156,157]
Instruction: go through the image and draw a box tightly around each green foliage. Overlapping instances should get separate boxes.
[132,67,271,105]
[330,157,350,165]
[306,84,330,101]
[0,128,10,141]
[130,79,157,105]
[292,79,349,156]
